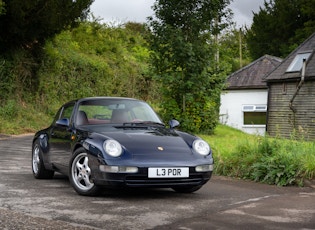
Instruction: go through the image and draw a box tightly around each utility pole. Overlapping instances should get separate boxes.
[239,28,243,68]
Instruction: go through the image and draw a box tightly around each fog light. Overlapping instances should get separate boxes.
[195,164,213,172]
[99,165,138,173]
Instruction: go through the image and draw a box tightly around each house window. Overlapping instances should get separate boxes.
[286,51,312,72]
[242,105,267,125]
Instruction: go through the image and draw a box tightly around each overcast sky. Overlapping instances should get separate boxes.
[90,0,265,27]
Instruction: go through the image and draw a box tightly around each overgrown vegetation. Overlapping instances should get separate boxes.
[37,21,157,111]
[201,125,315,186]
[0,21,158,134]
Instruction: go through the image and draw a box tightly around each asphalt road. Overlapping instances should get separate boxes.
[0,135,315,230]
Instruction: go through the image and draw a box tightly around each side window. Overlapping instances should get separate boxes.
[60,104,75,121]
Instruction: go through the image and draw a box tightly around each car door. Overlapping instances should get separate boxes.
[49,102,75,171]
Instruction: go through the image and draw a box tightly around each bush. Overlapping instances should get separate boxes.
[0,99,19,119]
[203,125,315,186]
[37,22,156,110]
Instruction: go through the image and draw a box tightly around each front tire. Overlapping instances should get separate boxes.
[69,148,100,196]
[32,140,54,179]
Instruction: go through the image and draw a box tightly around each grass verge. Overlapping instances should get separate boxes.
[200,125,315,186]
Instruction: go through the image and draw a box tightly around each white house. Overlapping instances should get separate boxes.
[220,55,282,135]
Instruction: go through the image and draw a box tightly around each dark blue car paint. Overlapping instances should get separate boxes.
[33,97,213,189]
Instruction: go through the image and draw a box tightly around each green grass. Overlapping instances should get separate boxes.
[200,124,315,186]
[0,101,52,134]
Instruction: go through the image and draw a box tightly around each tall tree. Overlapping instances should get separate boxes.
[293,0,315,49]
[246,0,315,59]
[149,0,231,133]
[0,0,5,15]
[0,0,93,53]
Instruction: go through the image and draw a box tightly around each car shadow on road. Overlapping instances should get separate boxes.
[27,173,204,199]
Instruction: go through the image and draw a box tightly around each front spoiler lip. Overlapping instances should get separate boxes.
[92,169,212,188]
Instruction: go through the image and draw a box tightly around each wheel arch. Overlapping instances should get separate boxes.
[72,143,84,155]
[32,134,52,167]
[32,135,55,179]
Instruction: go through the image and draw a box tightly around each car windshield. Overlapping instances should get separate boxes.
[75,98,163,126]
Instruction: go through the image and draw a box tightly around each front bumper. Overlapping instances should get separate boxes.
[92,167,212,188]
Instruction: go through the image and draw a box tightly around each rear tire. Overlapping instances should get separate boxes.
[69,148,100,196]
[32,140,54,179]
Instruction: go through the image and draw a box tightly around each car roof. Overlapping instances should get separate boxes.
[65,97,140,104]
[60,97,145,110]
[78,97,138,101]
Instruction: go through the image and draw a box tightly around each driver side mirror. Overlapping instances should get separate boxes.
[169,119,180,129]
[56,118,70,127]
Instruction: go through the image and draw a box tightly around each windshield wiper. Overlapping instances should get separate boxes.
[133,121,165,126]
[114,121,165,129]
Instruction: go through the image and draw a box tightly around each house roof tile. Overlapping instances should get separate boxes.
[226,55,282,89]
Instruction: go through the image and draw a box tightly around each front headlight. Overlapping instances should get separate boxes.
[193,139,210,156]
[103,139,123,157]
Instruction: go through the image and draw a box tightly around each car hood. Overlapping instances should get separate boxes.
[103,128,192,156]
[83,126,210,167]
[104,129,202,167]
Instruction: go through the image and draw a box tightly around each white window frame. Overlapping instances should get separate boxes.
[242,105,267,112]
[242,104,267,127]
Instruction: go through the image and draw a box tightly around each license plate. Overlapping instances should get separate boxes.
[148,167,189,178]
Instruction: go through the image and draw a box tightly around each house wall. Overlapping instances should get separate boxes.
[267,81,315,140]
[220,89,268,135]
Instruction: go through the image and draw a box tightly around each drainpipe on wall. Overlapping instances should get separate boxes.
[289,58,307,113]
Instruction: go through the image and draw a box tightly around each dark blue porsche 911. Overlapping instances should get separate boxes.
[32,97,213,196]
